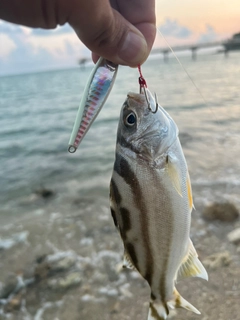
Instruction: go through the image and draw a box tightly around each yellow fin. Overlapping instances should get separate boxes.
[176,240,208,281]
[168,288,201,315]
[186,172,194,209]
[166,154,182,197]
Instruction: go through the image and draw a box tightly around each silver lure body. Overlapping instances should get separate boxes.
[68,57,118,153]
[110,90,207,319]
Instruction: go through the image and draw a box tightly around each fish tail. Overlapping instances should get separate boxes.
[168,288,201,315]
[147,300,169,320]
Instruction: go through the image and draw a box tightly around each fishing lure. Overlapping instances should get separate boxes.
[68,57,118,153]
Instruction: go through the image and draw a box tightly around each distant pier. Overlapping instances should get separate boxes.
[151,33,240,61]
[78,33,240,66]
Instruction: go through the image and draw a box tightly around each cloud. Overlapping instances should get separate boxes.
[31,24,73,36]
[0,34,16,58]
[198,24,218,42]
[159,18,192,39]
[0,21,90,75]
[0,22,23,34]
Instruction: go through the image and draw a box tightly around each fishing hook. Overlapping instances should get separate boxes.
[141,85,158,114]
[138,66,158,114]
[153,92,159,114]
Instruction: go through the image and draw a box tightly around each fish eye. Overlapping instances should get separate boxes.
[124,112,136,126]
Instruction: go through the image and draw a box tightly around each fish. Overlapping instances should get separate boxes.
[68,57,118,153]
[110,88,208,320]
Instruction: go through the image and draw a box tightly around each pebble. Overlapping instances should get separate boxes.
[227,228,240,244]
[35,187,55,198]
[48,255,77,272]
[35,251,78,280]
[202,201,239,222]
[203,251,231,270]
[4,293,22,312]
[110,302,120,314]
[0,274,18,299]
[47,272,81,290]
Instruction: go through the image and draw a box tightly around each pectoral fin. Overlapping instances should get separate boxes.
[166,153,183,197]
[186,172,194,210]
[123,250,136,270]
[176,240,208,281]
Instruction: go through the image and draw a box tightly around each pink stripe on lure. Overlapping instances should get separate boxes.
[68,58,118,153]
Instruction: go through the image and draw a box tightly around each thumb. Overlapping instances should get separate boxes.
[68,0,153,67]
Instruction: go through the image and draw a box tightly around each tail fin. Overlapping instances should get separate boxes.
[168,288,200,315]
[147,301,169,320]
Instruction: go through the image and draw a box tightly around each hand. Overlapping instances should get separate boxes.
[0,0,156,67]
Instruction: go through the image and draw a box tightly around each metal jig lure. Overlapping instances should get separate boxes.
[68,57,118,153]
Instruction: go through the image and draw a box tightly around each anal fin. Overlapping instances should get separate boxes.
[176,239,208,281]
[168,288,201,315]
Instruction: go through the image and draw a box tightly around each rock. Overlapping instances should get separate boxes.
[35,187,55,198]
[35,251,78,279]
[0,231,29,250]
[46,251,77,273]
[4,293,22,312]
[0,274,18,299]
[34,261,50,280]
[203,251,231,270]
[110,302,120,314]
[202,202,239,222]
[227,228,240,244]
[47,272,81,290]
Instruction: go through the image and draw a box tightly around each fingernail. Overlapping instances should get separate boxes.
[118,31,148,66]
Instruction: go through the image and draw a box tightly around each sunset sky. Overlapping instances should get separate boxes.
[0,0,240,75]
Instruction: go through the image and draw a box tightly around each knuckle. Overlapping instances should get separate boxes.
[40,0,68,29]
[91,18,125,49]
[39,0,56,28]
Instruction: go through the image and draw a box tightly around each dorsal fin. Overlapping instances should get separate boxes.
[176,240,208,282]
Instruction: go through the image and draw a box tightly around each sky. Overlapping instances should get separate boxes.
[0,0,240,76]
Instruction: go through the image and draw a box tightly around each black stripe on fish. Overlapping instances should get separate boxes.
[114,153,154,285]
[110,178,122,205]
[151,292,157,301]
[119,207,132,241]
[117,136,137,152]
[110,207,118,230]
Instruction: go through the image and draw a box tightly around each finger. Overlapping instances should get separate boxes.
[0,0,63,28]
[0,0,155,66]
[92,53,100,64]
[68,0,154,66]
[111,0,156,52]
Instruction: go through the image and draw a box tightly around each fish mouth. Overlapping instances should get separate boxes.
[127,92,146,105]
